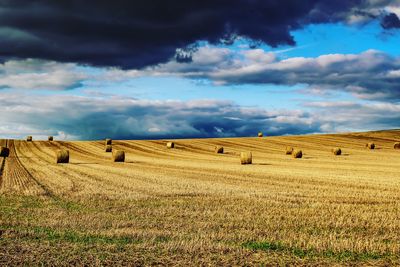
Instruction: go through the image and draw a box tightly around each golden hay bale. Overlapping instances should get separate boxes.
[0,146,9,157]
[105,145,112,152]
[26,136,32,142]
[292,149,303,158]
[285,146,293,155]
[215,146,224,154]
[105,139,112,145]
[112,150,125,162]
[332,147,342,155]
[394,142,400,149]
[366,143,375,149]
[55,149,69,164]
[258,132,263,137]
[240,152,252,165]
[48,136,53,141]
[166,142,175,149]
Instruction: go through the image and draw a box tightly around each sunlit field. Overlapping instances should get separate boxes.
[1,130,400,265]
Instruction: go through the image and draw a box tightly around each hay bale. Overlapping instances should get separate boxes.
[48,136,53,141]
[55,149,69,164]
[215,146,224,154]
[26,136,32,142]
[366,143,375,149]
[166,142,175,149]
[258,132,263,137]
[105,139,112,145]
[292,149,302,158]
[332,147,342,156]
[240,152,252,165]
[105,145,112,152]
[112,150,125,162]
[394,142,400,149]
[0,146,9,157]
[285,146,293,155]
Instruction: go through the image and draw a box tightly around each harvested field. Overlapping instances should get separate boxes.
[1,130,400,265]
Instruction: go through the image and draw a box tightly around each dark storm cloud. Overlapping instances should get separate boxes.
[381,13,400,28]
[0,0,389,69]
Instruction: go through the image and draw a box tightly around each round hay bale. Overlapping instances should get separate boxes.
[258,132,263,137]
[240,152,252,165]
[0,146,9,157]
[285,146,293,155]
[366,143,375,149]
[215,146,224,154]
[166,142,175,149]
[105,145,112,152]
[394,142,400,149]
[55,149,69,164]
[26,136,32,142]
[105,139,112,145]
[48,136,53,141]
[112,150,125,162]
[292,149,303,158]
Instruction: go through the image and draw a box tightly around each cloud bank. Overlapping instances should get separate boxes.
[1,92,399,140]
[0,93,323,140]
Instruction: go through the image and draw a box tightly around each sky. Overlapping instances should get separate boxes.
[0,0,400,140]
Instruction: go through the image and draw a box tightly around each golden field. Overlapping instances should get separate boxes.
[1,130,400,266]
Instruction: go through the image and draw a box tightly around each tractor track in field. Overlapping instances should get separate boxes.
[17,141,83,195]
[0,158,5,187]
[1,140,54,196]
[24,140,141,196]
[57,141,110,162]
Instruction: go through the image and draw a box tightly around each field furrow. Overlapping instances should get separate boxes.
[0,140,45,195]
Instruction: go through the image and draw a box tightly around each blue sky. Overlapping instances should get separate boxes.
[1,1,400,140]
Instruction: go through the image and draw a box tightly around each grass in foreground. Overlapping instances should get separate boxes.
[1,194,400,266]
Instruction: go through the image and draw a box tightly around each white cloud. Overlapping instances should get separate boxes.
[0,59,88,90]
[387,69,400,77]
[385,5,400,17]
[345,0,400,24]
[148,127,161,133]
[303,100,400,132]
